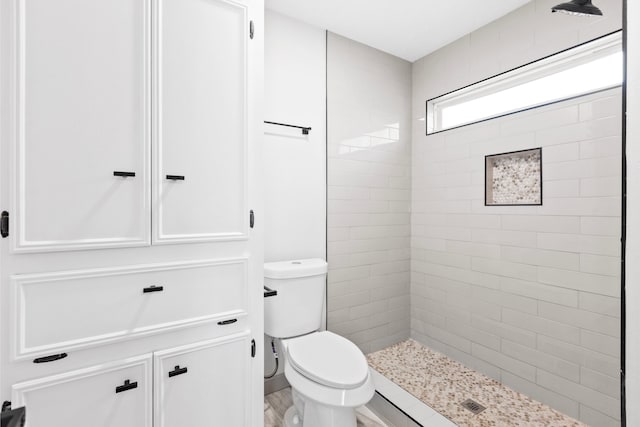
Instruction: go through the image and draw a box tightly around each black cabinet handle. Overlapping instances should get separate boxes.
[33,353,68,364]
[113,171,136,177]
[166,175,185,181]
[250,210,255,228]
[168,365,188,378]
[143,285,164,293]
[217,318,238,326]
[115,379,138,393]
[264,286,277,298]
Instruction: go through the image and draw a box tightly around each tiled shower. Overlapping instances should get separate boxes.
[324,1,623,426]
[327,32,413,355]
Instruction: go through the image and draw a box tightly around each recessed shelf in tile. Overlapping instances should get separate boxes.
[485,148,542,206]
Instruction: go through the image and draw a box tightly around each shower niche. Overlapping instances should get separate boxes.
[485,148,542,206]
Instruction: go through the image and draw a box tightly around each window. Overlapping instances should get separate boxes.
[426,31,622,135]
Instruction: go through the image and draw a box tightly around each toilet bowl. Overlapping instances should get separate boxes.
[280,331,374,427]
[264,259,375,427]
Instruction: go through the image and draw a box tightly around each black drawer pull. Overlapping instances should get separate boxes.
[166,175,185,181]
[113,171,136,177]
[143,285,164,293]
[33,353,68,364]
[264,286,277,298]
[168,365,188,378]
[217,318,238,326]
[115,379,138,393]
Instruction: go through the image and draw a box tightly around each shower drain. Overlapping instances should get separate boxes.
[460,398,486,415]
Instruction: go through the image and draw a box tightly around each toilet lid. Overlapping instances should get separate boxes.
[286,331,369,390]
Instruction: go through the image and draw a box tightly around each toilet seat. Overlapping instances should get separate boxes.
[286,331,369,389]
[281,332,375,410]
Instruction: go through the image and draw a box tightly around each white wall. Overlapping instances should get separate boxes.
[625,1,639,425]
[263,10,326,382]
[411,1,623,425]
[326,33,412,354]
[263,10,326,263]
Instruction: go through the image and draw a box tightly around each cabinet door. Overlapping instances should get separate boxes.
[11,355,152,427]
[153,0,248,244]
[154,333,250,427]
[9,0,151,252]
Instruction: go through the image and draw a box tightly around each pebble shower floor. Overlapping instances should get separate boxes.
[367,340,586,426]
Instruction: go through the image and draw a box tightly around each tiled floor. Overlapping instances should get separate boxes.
[368,339,587,427]
[264,387,388,427]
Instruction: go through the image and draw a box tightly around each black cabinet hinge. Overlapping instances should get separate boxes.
[249,20,254,39]
[1,211,8,238]
[251,339,256,358]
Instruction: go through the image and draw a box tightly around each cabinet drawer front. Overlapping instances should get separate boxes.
[12,354,152,427]
[154,333,250,427]
[12,259,247,360]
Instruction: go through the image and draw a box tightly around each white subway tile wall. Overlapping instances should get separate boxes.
[412,89,622,425]
[327,32,412,354]
[411,1,622,425]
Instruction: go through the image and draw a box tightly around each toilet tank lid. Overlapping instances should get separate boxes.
[264,259,328,279]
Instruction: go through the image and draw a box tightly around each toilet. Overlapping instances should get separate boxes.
[264,258,375,427]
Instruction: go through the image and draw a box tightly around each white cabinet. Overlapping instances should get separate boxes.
[1,0,264,424]
[153,0,249,244]
[10,0,151,252]
[11,334,251,427]
[154,334,250,427]
[8,0,253,253]
[11,355,153,427]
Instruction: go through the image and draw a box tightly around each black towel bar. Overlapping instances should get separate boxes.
[264,121,311,135]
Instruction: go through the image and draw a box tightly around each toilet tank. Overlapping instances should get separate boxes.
[264,259,328,338]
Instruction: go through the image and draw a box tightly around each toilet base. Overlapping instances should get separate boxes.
[283,401,357,427]
[283,406,302,427]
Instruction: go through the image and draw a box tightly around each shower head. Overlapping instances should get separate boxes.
[551,0,603,17]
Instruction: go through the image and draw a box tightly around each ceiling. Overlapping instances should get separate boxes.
[265,0,532,62]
